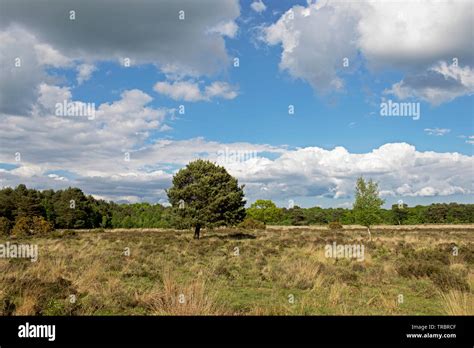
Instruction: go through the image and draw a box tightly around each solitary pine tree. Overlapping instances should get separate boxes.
[353,177,384,240]
[167,160,246,239]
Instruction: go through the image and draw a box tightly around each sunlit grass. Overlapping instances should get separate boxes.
[0,226,472,315]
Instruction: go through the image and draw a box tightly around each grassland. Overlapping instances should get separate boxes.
[0,225,473,315]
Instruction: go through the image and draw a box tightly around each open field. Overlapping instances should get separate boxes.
[1,226,473,315]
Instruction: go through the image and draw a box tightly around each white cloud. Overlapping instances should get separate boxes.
[37,84,72,112]
[224,142,473,201]
[207,21,238,38]
[204,81,238,100]
[0,88,174,186]
[76,64,97,85]
[386,61,474,105]
[154,81,202,102]
[357,1,473,70]
[424,128,451,136]
[47,173,68,181]
[262,0,473,102]
[0,117,472,203]
[251,1,267,13]
[34,43,72,68]
[263,2,361,92]
[154,80,238,102]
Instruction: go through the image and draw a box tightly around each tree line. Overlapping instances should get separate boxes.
[0,182,472,236]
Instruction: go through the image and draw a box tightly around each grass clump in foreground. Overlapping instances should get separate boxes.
[0,226,472,315]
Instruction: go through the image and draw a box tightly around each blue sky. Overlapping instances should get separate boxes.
[0,0,473,208]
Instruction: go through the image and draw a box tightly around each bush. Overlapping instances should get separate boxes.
[11,216,53,237]
[328,221,343,230]
[31,216,54,235]
[238,218,266,230]
[0,217,12,236]
[396,259,469,291]
[11,217,32,237]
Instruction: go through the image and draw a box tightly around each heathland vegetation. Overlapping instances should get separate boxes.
[0,226,472,315]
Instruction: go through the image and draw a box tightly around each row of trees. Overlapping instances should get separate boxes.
[246,200,474,226]
[0,184,175,230]
[0,161,473,237]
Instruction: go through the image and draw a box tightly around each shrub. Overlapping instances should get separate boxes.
[11,217,32,237]
[11,216,53,237]
[396,259,469,291]
[31,216,54,235]
[399,247,451,265]
[328,221,343,230]
[0,217,12,236]
[1,276,77,315]
[238,218,266,230]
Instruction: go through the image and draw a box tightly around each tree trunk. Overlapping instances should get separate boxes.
[367,226,372,241]
[194,224,201,239]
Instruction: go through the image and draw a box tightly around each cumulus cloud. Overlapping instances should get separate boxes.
[263,2,361,92]
[357,1,473,70]
[262,0,473,102]
[223,143,473,201]
[154,80,238,102]
[0,27,46,115]
[251,1,267,13]
[0,0,239,77]
[386,62,474,104]
[0,0,240,114]
[0,87,174,179]
[1,115,472,203]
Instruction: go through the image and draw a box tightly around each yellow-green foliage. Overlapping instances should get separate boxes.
[11,216,54,237]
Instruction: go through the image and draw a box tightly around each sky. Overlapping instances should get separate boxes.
[0,0,473,208]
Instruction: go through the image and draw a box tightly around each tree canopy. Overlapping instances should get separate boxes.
[166,160,246,239]
[353,177,385,239]
[246,199,282,224]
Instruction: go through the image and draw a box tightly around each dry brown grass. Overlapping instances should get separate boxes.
[328,282,346,306]
[439,290,473,315]
[0,226,472,315]
[138,268,223,315]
